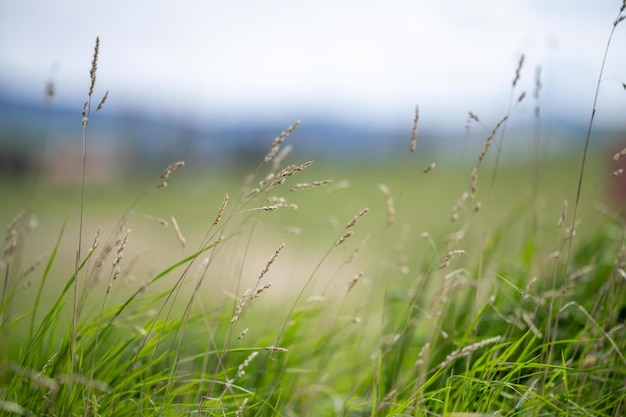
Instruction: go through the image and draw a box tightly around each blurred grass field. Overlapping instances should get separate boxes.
[3,14,626,411]
[0,149,612,304]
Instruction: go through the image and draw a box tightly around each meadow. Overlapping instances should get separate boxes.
[2,6,626,415]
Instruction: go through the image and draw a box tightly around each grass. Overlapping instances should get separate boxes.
[2,4,626,415]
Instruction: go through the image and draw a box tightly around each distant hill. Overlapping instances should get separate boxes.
[0,90,619,179]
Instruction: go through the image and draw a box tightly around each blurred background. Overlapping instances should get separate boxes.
[0,0,625,180]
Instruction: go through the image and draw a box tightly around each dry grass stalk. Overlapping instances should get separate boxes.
[347,271,363,292]
[112,229,130,269]
[90,214,131,286]
[111,229,130,280]
[512,54,525,87]
[438,249,466,269]
[451,192,469,223]
[258,172,275,188]
[81,101,89,126]
[522,312,543,339]
[345,208,369,229]
[171,216,186,248]
[231,289,252,324]
[38,352,59,379]
[266,196,286,204]
[45,80,55,101]
[437,336,501,369]
[89,227,102,254]
[226,351,259,389]
[251,282,272,300]
[283,226,302,234]
[96,91,108,111]
[160,161,185,179]
[264,120,301,162]
[410,105,419,152]
[557,200,568,228]
[236,328,249,340]
[563,220,579,242]
[478,116,508,163]
[4,210,26,248]
[335,231,354,246]
[213,193,229,225]
[3,215,37,258]
[258,243,285,281]
[88,37,100,97]
[264,346,288,352]
[469,167,478,199]
[517,91,526,103]
[253,203,297,211]
[447,229,466,246]
[468,111,480,123]
[534,66,542,118]
[290,180,333,191]
[270,161,314,189]
[235,398,248,417]
[390,228,410,260]
[378,184,396,226]
[157,161,185,188]
[21,253,48,280]
[119,250,145,286]
[414,342,431,368]
[423,162,436,174]
[272,144,293,171]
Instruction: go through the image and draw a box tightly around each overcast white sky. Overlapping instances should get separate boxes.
[0,1,625,130]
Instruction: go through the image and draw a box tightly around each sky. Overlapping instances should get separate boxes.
[0,1,625,131]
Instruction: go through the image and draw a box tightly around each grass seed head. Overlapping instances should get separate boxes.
[96,90,108,111]
[345,208,369,229]
[88,37,100,97]
[264,120,300,162]
[213,193,229,225]
[378,184,396,226]
[335,231,354,246]
[237,328,249,340]
[347,271,363,292]
[171,216,186,248]
[160,161,185,180]
[557,200,568,228]
[423,162,436,174]
[478,116,508,163]
[45,80,55,101]
[468,111,480,122]
[264,346,288,352]
[438,249,466,269]
[410,104,419,152]
[469,167,478,199]
[258,243,285,281]
[512,53,525,87]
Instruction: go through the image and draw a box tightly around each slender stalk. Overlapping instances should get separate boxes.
[567,8,625,265]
